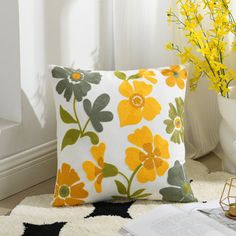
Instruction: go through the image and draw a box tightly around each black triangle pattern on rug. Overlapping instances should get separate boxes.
[85,201,134,219]
[22,222,67,236]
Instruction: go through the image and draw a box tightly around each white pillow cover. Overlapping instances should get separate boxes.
[50,65,196,206]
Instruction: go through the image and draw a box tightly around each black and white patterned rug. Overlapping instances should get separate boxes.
[0,160,233,236]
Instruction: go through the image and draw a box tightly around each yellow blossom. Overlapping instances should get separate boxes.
[166,0,236,97]
[166,42,175,50]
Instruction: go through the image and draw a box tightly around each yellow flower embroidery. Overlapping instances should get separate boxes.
[126,126,170,183]
[53,163,88,206]
[83,143,105,193]
[118,81,161,127]
[161,65,187,89]
[83,143,118,193]
[138,69,158,84]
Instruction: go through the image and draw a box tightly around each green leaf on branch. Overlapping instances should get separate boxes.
[82,131,99,145]
[115,180,127,195]
[61,129,80,150]
[60,105,77,123]
[114,71,127,80]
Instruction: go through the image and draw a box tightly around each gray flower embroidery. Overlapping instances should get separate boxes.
[159,161,197,203]
[52,66,101,102]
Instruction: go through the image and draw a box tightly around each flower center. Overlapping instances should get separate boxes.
[59,185,70,198]
[71,72,82,81]
[148,153,155,159]
[174,117,182,129]
[173,71,179,78]
[140,144,162,162]
[129,93,145,108]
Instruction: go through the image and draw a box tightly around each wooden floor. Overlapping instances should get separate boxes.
[0,152,222,216]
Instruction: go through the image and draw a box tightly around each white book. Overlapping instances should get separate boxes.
[120,204,235,236]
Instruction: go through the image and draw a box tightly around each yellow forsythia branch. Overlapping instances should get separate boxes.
[167,0,236,97]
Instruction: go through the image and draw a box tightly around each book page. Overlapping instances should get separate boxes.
[182,200,236,232]
[121,205,235,236]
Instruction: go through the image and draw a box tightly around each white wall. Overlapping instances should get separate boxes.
[0,1,21,122]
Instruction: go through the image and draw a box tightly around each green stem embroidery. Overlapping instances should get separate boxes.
[118,172,129,184]
[113,164,152,200]
[73,97,82,132]
[69,97,99,145]
[73,98,90,135]
[127,164,142,198]
[82,119,90,134]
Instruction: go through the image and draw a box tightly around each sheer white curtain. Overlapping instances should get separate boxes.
[63,0,236,158]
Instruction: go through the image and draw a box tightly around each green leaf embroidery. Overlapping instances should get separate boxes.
[114,71,127,80]
[97,111,114,122]
[127,74,141,80]
[135,193,152,199]
[130,189,146,198]
[60,105,77,124]
[83,94,113,133]
[102,163,118,178]
[115,180,127,195]
[82,131,99,145]
[115,168,152,199]
[61,129,81,150]
[93,94,110,113]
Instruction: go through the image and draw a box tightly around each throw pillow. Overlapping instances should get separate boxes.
[50,65,197,206]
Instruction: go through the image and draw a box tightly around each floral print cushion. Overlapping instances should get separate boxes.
[50,65,197,207]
